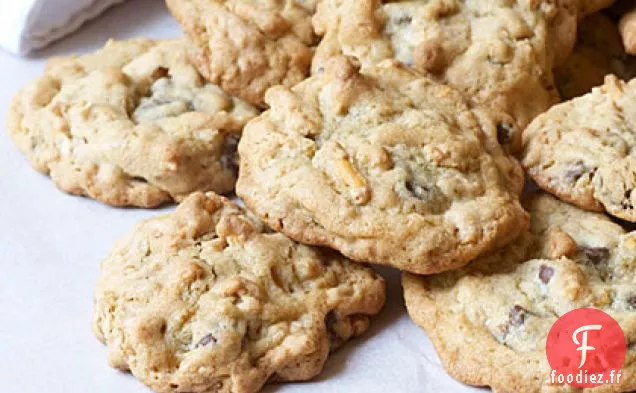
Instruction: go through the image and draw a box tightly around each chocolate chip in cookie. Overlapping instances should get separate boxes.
[564,161,589,184]
[509,305,528,327]
[194,333,217,348]
[539,265,555,284]
[582,246,610,265]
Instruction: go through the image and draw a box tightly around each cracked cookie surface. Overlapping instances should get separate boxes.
[522,75,636,222]
[93,191,385,393]
[312,0,577,152]
[236,56,528,274]
[166,0,317,107]
[555,13,636,100]
[7,38,259,208]
[403,193,636,393]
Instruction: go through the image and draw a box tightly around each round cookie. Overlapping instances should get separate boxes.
[166,0,318,107]
[7,38,259,208]
[236,56,528,275]
[311,0,578,152]
[403,193,636,393]
[522,75,636,222]
[93,191,385,393]
[555,13,636,100]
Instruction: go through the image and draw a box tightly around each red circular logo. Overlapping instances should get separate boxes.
[546,308,626,388]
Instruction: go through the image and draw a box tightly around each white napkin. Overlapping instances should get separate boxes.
[0,0,126,55]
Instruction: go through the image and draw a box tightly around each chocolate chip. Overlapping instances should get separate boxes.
[623,189,635,210]
[151,67,169,80]
[509,305,527,327]
[325,310,337,327]
[325,311,343,349]
[406,181,437,201]
[220,135,240,174]
[565,161,587,184]
[629,296,636,309]
[539,265,554,284]
[405,180,449,213]
[582,247,610,265]
[496,123,513,145]
[195,333,217,348]
[394,15,412,25]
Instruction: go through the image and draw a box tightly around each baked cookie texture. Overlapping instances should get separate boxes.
[522,75,636,222]
[555,12,636,100]
[236,56,528,275]
[93,191,385,393]
[403,193,636,393]
[166,0,317,107]
[311,0,578,152]
[7,38,259,208]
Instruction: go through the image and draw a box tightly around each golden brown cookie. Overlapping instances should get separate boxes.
[94,191,385,393]
[166,0,318,107]
[404,193,636,393]
[522,75,636,222]
[237,56,528,274]
[7,38,259,207]
[311,0,578,152]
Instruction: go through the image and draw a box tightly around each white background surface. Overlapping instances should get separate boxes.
[0,1,482,392]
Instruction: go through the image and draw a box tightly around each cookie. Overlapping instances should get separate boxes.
[236,56,528,275]
[403,193,636,393]
[312,0,578,152]
[522,75,636,222]
[7,38,259,208]
[93,191,385,393]
[166,0,317,107]
[555,13,636,100]
[619,5,636,55]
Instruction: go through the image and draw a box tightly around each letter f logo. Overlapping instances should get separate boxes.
[572,324,603,368]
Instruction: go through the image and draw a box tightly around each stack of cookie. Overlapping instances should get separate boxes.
[5,0,636,392]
